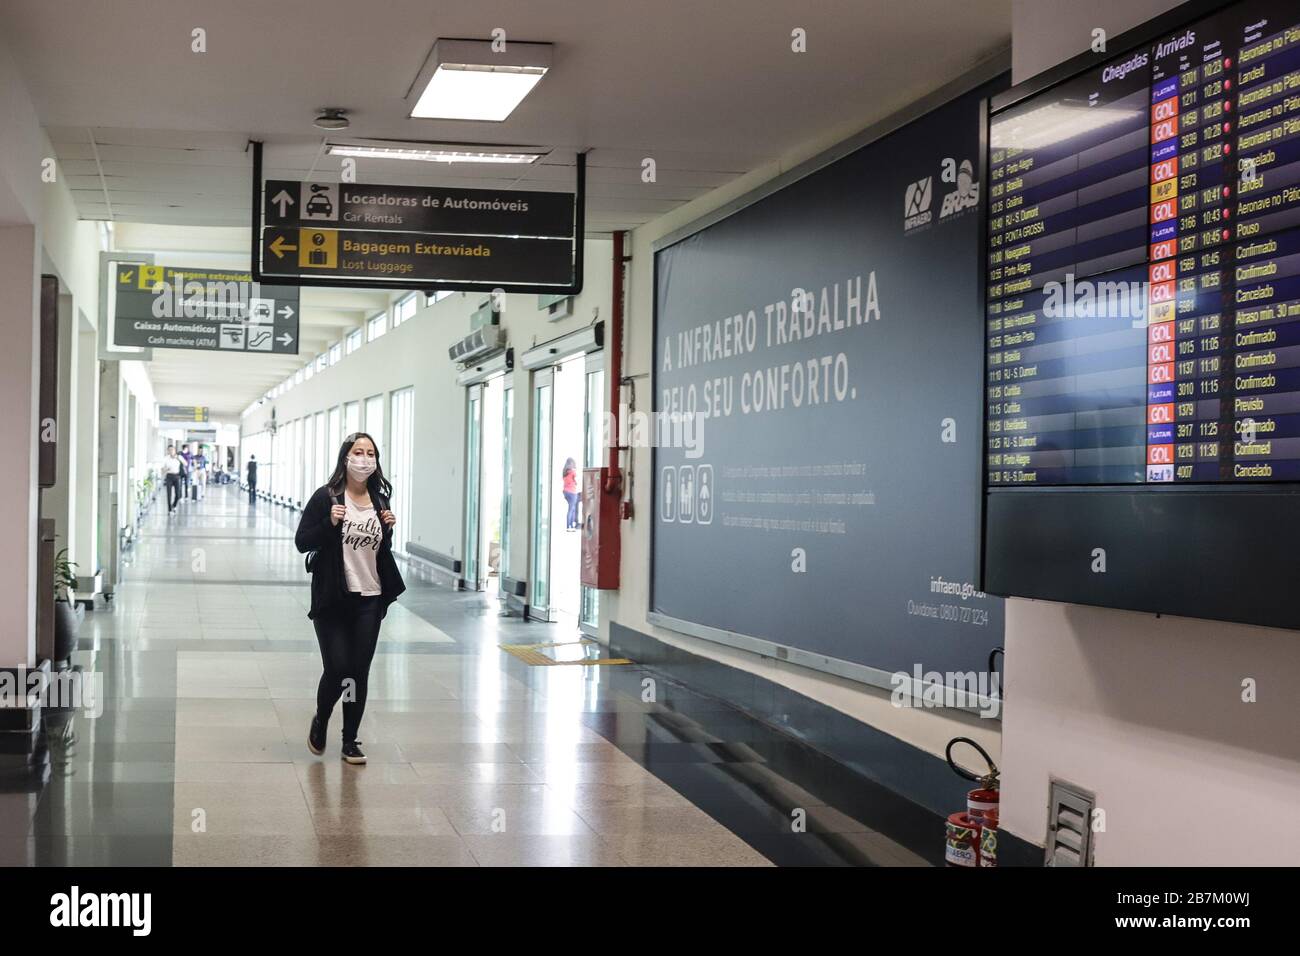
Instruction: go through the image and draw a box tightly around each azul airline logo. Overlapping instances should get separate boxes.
[904,158,980,234]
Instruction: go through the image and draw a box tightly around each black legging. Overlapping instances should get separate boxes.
[313,593,383,743]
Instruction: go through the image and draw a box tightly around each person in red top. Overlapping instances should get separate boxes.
[562,457,580,531]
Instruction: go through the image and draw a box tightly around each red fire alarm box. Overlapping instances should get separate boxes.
[581,467,620,589]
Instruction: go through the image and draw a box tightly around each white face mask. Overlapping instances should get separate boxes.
[346,455,376,481]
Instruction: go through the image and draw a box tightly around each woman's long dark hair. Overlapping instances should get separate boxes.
[327,432,393,502]
[562,457,576,475]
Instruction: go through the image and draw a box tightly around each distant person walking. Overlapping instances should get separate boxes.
[163,445,183,514]
[562,457,580,531]
[296,433,406,764]
[246,455,258,505]
[179,445,193,500]
[193,446,208,500]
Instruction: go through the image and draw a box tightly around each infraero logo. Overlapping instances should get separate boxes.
[903,176,933,233]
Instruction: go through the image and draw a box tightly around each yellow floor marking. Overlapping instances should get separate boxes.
[499,640,633,666]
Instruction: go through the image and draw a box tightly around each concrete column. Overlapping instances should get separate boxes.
[125,392,137,529]
[0,225,41,667]
[97,360,121,596]
[74,326,98,579]
[41,292,76,560]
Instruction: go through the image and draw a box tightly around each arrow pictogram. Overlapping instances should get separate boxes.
[271,189,295,216]
[277,305,294,319]
[269,236,298,258]
[277,332,294,347]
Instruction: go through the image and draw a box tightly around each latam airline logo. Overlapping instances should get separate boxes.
[903,176,933,233]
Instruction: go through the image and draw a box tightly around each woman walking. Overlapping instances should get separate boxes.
[295,432,406,764]
[561,457,580,531]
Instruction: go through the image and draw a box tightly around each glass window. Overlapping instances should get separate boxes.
[344,401,360,436]
[388,388,415,553]
[315,354,327,372]
[364,394,384,447]
[426,289,454,305]
[329,341,343,365]
[367,311,388,341]
[395,293,418,326]
[346,328,363,354]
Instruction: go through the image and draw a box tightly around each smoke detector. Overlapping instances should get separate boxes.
[313,108,350,131]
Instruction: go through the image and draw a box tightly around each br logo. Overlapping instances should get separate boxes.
[940,159,980,218]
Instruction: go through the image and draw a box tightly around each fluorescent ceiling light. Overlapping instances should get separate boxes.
[991,102,1140,152]
[407,39,552,122]
[327,143,543,164]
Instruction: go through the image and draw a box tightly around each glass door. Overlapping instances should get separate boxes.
[530,368,554,619]
[580,353,606,633]
[463,384,484,590]
[500,383,514,582]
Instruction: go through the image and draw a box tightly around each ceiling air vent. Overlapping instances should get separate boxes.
[1045,780,1095,867]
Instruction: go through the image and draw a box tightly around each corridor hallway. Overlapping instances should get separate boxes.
[7,483,925,867]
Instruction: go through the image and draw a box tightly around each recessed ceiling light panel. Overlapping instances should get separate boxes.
[407,39,552,122]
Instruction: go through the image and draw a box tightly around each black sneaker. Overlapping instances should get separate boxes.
[308,714,326,755]
[341,740,367,765]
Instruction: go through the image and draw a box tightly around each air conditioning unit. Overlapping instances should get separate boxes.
[448,324,505,364]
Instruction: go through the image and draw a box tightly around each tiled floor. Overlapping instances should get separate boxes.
[1,483,930,866]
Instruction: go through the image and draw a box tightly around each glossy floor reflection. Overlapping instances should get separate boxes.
[2,484,930,866]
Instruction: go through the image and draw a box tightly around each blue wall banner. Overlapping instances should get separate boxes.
[652,76,1007,686]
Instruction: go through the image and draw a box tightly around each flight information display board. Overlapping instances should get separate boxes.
[986,0,1300,485]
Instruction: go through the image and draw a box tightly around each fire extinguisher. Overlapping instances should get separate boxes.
[944,736,1000,868]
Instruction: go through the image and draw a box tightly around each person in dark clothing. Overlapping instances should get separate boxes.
[246,455,257,505]
[163,445,183,513]
[295,433,406,765]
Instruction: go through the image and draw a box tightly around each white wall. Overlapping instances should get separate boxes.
[988,0,1300,864]
[0,28,106,664]
[242,237,613,582]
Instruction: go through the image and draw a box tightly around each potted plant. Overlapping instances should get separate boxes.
[53,547,80,662]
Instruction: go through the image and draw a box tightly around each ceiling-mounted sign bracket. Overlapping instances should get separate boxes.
[248,140,586,296]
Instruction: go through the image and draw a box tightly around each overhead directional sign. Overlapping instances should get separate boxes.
[159,405,209,423]
[263,180,574,238]
[260,226,573,286]
[111,264,300,354]
[249,141,584,293]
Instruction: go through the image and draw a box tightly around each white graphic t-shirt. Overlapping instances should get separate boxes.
[340,495,383,596]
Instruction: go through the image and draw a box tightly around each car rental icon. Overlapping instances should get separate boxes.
[306,183,333,218]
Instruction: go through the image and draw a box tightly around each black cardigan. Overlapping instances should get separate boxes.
[295,484,406,620]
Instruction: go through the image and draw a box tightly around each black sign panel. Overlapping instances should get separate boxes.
[259,227,573,287]
[112,265,300,354]
[652,77,1007,682]
[264,180,574,238]
[159,405,210,423]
